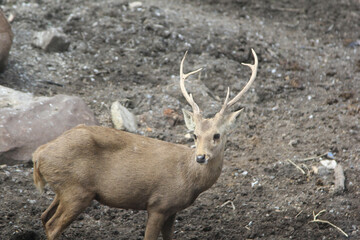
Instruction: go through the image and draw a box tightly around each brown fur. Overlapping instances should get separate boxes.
[0,9,13,72]
[33,123,227,240]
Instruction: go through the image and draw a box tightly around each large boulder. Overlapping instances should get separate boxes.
[0,9,13,72]
[0,86,98,164]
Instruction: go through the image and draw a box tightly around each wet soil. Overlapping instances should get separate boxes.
[0,0,359,239]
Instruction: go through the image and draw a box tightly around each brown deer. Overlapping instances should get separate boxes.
[33,49,258,240]
[0,9,13,72]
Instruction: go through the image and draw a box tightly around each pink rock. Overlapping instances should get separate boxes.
[0,87,98,164]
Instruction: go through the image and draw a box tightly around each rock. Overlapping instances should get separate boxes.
[111,101,137,132]
[326,152,335,159]
[317,166,332,177]
[334,164,345,193]
[0,9,14,72]
[32,27,70,52]
[320,160,337,169]
[129,1,143,11]
[0,88,33,108]
[184,133,192,139]
[0,86,98,164]
[288,139,298,147]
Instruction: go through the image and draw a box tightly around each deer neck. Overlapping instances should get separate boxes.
[186,148,224,194]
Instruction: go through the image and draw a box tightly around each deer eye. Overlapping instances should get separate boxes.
[213,133,220,140]
[193,134,197,140]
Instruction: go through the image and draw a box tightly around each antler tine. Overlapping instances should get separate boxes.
[219,87,230,115]
[219,48,258,114]
[180,51,203,114]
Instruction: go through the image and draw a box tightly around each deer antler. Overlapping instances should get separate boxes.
[219,49,258,115]
[180,51,203,115]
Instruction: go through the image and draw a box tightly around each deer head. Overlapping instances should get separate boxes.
[180,49,258,164]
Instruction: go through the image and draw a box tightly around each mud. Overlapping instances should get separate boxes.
[0,0,359,239]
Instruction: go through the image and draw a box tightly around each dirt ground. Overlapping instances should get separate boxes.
[0,0,359,239]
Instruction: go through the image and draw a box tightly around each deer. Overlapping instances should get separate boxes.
[0,9,13,72]
[32,49,258,240]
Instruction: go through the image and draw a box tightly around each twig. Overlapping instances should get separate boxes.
[270,6,304,13]
[295,210,303,218]
[267,48,279,60]
[221,200,236,211]
[301,164,311,176]
[286,159,305,174]
[298,46,318,51]
[310,210,348,238]
[297,153,327,162]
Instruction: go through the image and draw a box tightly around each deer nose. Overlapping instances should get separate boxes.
[196,154,206,163]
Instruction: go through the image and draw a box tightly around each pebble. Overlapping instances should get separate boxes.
[288,139,298,147]
[129,1,142,11]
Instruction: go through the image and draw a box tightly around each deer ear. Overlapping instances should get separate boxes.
[182,109,196,131]
[224,108,243,128]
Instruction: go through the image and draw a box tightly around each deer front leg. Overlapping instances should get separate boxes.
[161,214,176,240]
[144,211,167,240]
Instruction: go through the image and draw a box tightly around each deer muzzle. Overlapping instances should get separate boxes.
[196,154,209,164]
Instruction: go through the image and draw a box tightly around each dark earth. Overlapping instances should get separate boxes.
[1,0,359,239]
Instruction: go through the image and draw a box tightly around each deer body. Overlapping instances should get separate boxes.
[33,49,258,240]
[35,125,222,211]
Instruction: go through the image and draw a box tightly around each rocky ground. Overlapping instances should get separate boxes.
[0,0,359,239]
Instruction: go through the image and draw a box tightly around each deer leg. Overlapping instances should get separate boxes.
[44,188,94,240]
[41,195,59,226]
[161,213,176,240]
[144,211,167,240]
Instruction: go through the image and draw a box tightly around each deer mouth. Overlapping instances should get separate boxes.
[197,159,207,164]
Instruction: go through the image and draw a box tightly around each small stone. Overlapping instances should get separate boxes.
[320,160,337,169]
[326,152,335,159]
[334,164,345,193]
[129,1,142,11]
[32,27,70,52]
[317,166,332,176]
[27,199,36,204]
[288,139,298,147]
[185,133,192,139]
[111,101,137,132]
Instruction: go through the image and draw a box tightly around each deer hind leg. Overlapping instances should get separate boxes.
[44,187,94,240]
[41,195,59,226]
[144,211,167,240]
[161,213,176,240]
